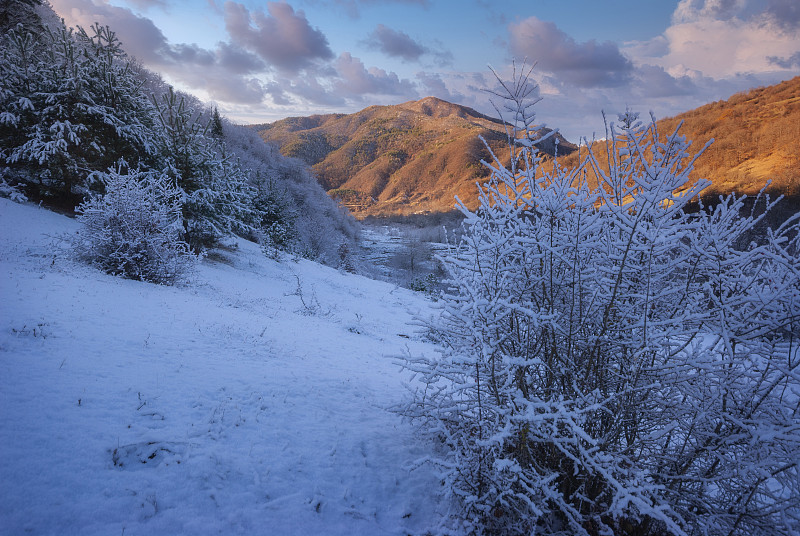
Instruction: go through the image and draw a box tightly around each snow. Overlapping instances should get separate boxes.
[0,198,445,535]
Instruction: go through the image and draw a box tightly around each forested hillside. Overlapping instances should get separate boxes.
[0,0,357,268]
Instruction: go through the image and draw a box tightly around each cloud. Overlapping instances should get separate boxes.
[631,64,697,98]
[123,0,168,10]
[50,0,269,104]
[278,74,347,106]
[216,41,267,74]
[365,24,426,61]
[674,0,800,29]
[416,72,465,102]
[508,17,633,87]
[223,1,334,73]
[768,51,800,68]
[334,52,417,96]
[629,0,800,79]
[672,0,747,23]
[362,24,452,66]
[765,0,800,30]
[316,0,429,20]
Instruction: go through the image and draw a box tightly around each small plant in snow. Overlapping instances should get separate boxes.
[400,64,800,536]
[73,165,195,284]
[288,272,331,317]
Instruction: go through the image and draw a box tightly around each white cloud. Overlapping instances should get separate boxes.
[334,52,417,97]
[627,0,800,79]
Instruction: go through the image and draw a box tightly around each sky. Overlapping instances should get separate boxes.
[49,0,800,141]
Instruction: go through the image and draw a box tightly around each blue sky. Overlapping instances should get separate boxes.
[51,0,800,141]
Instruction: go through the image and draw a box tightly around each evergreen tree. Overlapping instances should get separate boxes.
[1,20,157,206]
[210,106,224,138]
[251,173,296,258]
[152,88,254,250]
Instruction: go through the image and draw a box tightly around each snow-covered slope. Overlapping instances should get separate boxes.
[0,198,443,535]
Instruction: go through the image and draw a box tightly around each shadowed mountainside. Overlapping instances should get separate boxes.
[253,96,576,217]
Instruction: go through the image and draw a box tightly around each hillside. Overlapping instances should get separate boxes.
[0,197,443,534]
[660,76,800,198]
[254,97,576,217]
[555,76,800,201]
[1,1,357,267]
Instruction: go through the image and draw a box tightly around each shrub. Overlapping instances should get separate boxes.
[73,166,194,284]
[401,65,800,536]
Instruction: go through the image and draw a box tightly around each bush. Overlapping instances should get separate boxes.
[401,66,800,536]
[73,166,195,284]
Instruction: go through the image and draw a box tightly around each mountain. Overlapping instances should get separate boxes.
[659,76,799,199]
[555,76,800,202]
[253,97,576,217]
[256,77,799,218]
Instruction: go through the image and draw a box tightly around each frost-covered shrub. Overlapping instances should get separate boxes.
[74,166,194,284]
[402,66,800,536]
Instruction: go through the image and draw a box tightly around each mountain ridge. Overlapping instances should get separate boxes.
[553,76,800,202]
[255,78,799,217]
[253,96,575,216]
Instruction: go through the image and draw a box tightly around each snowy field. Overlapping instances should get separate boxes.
[0,198,445,535]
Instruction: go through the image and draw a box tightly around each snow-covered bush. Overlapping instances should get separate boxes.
[74,166,194,284]
[0,172,28,202]
[401,66,800,536]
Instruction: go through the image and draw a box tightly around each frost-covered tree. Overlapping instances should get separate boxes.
[151,88,254,250]
[210,105,224,138]
[251,173,297,258]
[402,65,800,536]
[73,165,194,284]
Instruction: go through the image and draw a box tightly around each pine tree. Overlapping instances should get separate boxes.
[210,106,224,138]
[252,174,297,258]
[1,20,157,206]
[152,88,254,250]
